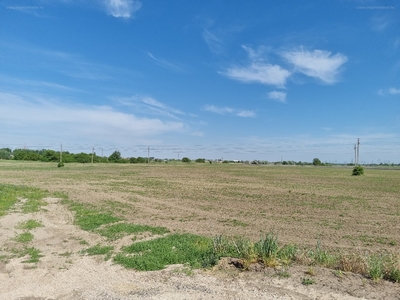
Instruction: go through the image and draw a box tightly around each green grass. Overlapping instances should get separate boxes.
[114,233,214,271]
[62,200,121,231]
[14,232,34,243]
[11,247,43,263]
[16,219,43,230]
[83,244,114,256]
[0,184,48,216]
[96,223,169,241]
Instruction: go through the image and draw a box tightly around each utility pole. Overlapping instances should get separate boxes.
[91,147,94,164]
[357,138,360,166]
[60,143,63,163]
[354,144,357,166]
[147,146,150,166]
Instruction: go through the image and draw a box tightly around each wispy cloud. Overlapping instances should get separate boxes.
[204,105,255,118]
[389,87,400,95]
[267,91,286,103]
[104,0,142,18]
[281,48,348,84]
[0,92,183,146]
[222,63,291,88]
[378,87,400,96]
[115,95,186,119]
[203,29,224,54]
[147,52,185,72]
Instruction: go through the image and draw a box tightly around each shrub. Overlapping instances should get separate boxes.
[182,157,191,163]
[57,162,64,168]
[352,165,364,176]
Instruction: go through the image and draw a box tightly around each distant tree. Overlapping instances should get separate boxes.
[40,150,58,162]
[195,158,206,163]
[136,156,146,163]
[0,148,12,160]
[313,158,322,166]
[182,157,191,163]
[108,151,122,163]
[74,153,91,163]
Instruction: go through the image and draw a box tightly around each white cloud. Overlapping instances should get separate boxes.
[378,87,400,96]
[116,95,185,119]
[282,49,347,84]
[202,29,224,54]
[237,110,256,118]
[147,52,185,72]
[204,105,233,114]
[389,87,400,95]
[222,63,291,88]
[204,105,255,118]
[104,0,141,18]
[0,92,183,145]
[267,91,286,103]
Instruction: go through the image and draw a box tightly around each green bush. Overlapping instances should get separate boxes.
[352,165,364,176]
[57,162,64,168]
[182,157,191,163]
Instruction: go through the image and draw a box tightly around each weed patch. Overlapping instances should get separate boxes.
[14,232,34,243]
[62,200,120,231]
[83,244,114,256]
[16,219,43,230]
[114,233,214,271]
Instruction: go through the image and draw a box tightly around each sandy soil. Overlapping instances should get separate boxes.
[1,197,399,300]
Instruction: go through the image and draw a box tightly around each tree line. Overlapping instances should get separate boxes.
[0,148,152,164]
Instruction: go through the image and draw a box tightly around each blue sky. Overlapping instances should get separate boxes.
[0,0,399,163]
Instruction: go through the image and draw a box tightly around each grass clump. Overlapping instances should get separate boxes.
[16,219,43,230]
[96,223,169,241]
[14,232,34,243]
[11,247,43,263]
[62,200,120,231]
[0,184,48,215]
[114,233,214,271]
[83,244,114,256]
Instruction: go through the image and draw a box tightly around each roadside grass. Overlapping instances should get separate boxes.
[62,199,121,231]
[16,219,43,230]
[0,184,48,216]
[14,232,34,243]
[11,247,43,263]
[82,244,114,257]
[114,233,214,271]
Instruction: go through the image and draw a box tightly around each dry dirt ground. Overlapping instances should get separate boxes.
[1,196,400,300]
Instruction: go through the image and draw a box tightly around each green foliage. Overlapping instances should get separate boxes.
[40,150,58,162]
[12,247,43,263]
[301,277,315,285]
[313,158,322,166]
[57,162,64,168]
[0,184,48,216]
[83,244,114,256]
[195,158,206,163]
[256,233,279,265]
[0,148,12,160]
[14,232,34,243]
[108,151,122,163]
[352,165,364,176]
[182,157,191,163]
[63,200,121,231]
[368,254,384,281]
[114,233,214,271]
[16,219,43,230]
